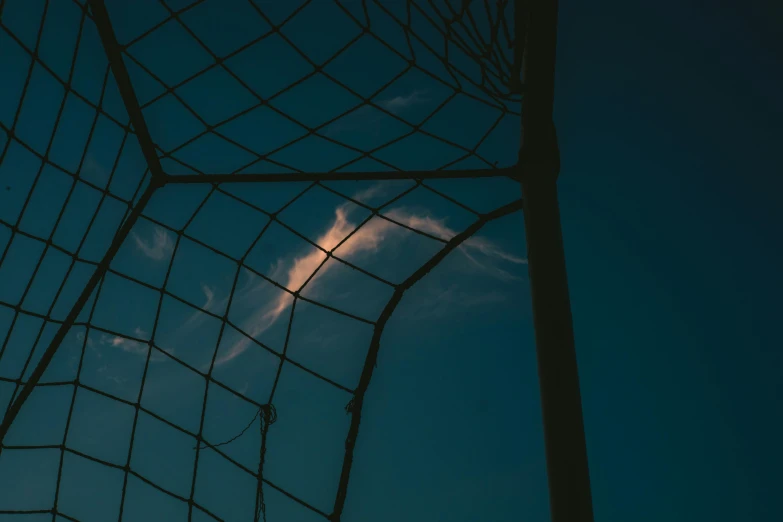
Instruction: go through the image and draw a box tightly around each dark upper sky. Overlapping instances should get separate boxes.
[556,0,782,520]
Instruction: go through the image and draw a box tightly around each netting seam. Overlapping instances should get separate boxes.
[160,166,517,184]
[89,0,166,184]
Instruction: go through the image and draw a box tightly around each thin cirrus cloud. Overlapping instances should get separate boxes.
[74,325,164,389]
[213,194,525,366]
[130,185,525,367]
[379,90,428,113]
[399,284,508,320]
[325,89,428,138]
[102,326,155,357]
[131,226,175,261]
[383,209,528,282]
[212,201,395,366]
[95,326,162,360]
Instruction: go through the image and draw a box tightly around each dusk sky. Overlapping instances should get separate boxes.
[0,0,781,521]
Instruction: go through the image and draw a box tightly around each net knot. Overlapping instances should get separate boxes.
[193,403,277,450]
[260,404,277,425]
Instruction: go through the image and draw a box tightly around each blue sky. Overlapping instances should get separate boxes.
[1,0,782,521]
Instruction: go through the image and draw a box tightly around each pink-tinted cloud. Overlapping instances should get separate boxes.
[102,193,524,370]
[213,203,386,366]
[213,194,524,365]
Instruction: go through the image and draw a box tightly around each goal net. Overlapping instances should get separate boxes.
[0,1,543,521]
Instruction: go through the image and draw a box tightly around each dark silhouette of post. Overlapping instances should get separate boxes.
[518,1,595,521]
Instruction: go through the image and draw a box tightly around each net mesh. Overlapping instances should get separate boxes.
[0,0,531,520]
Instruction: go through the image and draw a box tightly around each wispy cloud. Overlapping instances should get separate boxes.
[213,202,373,366]
[351,183,390,205]
[380,90,428,112]
[74,326,164,388]
[76,329,94,348]
[97,364,127,386]
[144,183,522,367]
[87,326,169,365]
[213,193,524,365]
[211,199,389,366]
[323,90,427,139]
[100,326,152,357]
[400,284,508,320]
[132,226,174,261]
[385,208,527,281]
[201,284,215,312]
